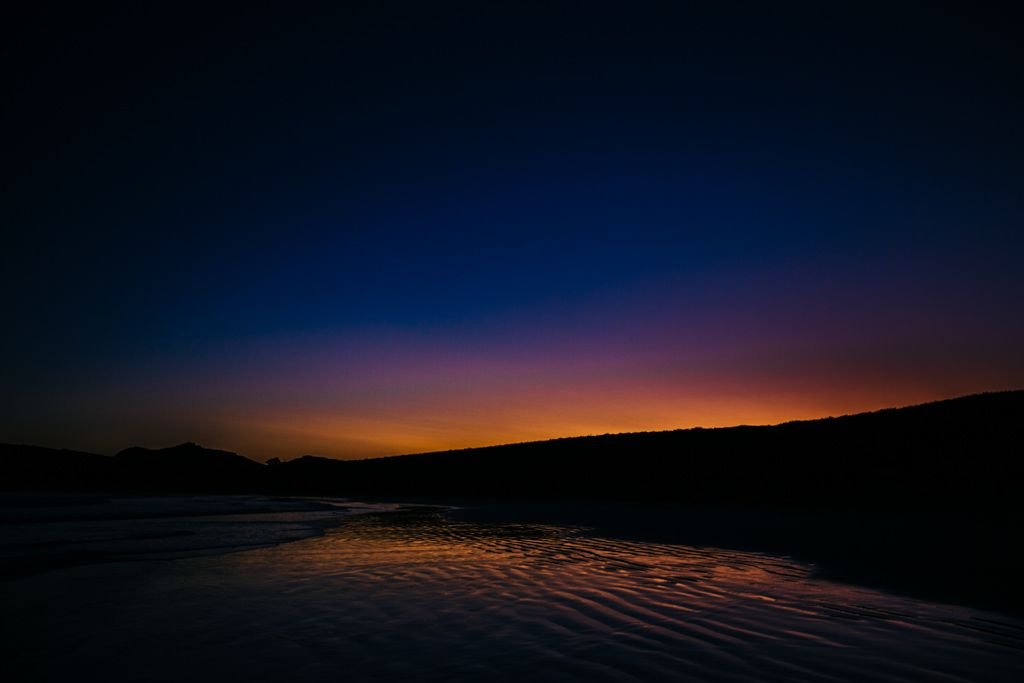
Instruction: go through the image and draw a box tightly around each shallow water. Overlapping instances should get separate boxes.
[2,500,1023,681]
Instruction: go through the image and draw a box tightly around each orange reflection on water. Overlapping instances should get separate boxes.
[213,507,1024,681]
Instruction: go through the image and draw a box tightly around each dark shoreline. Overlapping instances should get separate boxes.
[3,491,1022,618]
[0,494,395,581]
[6,497,1022,683]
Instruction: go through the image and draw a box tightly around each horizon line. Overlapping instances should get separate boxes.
[4,388,1020,464]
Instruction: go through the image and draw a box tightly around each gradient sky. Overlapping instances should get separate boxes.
[3,4,1023,459]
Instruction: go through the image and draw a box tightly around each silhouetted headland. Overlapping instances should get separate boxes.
[4,391,1022,506]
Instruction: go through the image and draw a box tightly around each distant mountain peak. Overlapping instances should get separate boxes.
[117,442,234,456]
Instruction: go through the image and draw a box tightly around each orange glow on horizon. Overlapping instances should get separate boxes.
[210,383,998,461]
[13,303,1021,461]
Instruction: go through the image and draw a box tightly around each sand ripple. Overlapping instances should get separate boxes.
[3,505,1023,682]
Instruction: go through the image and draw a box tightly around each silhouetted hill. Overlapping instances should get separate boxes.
[113,442,266,492]
[1,442,265,493]
[0,444,114,489]
[271,390,1024,507]
[3,391,1023,506]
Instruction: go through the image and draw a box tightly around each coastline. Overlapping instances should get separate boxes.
[6,498,1022,682]
[4,491,1022,619]
[0,493,401,580]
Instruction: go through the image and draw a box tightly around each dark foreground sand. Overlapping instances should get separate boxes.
[2,495,1023,682]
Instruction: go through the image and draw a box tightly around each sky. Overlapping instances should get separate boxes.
[3,3,1023,460]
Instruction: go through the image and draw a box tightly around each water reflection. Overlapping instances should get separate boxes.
[227,507,1024,682]
[4,505,1024,682]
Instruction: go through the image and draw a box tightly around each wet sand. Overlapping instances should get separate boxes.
[2,498,1023,681]
[446,499,1024,617]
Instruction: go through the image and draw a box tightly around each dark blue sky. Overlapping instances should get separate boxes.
[4,3,1023,456]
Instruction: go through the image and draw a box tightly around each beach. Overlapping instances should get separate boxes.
[2,495,1023,682]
